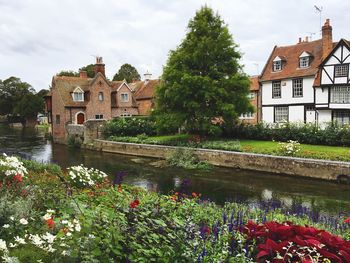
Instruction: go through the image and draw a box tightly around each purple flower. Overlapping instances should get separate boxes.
[113,171,127,186]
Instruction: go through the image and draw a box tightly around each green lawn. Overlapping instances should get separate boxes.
[108,135,350,162]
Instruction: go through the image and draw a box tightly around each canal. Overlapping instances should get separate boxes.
[0,124,349,214]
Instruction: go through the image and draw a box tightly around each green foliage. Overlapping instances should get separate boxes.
[14,93,44,120]
[102,117,157,137]
[67,135,82,148]
[0,158,349,262]
[230,122,350,147]
[108,134,191,146]
[79,64,95,78]
[0,77,35,115]
[56,70,79,77]
[166,148,211,169]
[21,159,62,177]
[112,63,141,82]
[155,6,253,135]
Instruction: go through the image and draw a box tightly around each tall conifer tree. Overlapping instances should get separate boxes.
[155,6,253,134]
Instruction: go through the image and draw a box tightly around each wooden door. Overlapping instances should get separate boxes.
[77,113,85,124]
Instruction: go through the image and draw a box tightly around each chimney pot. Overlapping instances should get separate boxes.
[79,70,87,78]
[305,36,309,42]
[322,18,333,60]
[298,37,302,43]
[94,56,105,77]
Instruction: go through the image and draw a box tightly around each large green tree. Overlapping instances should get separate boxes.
[57,64,95,78]
[14,93,44,126]
[112,63,141,83]
[79,64,95,78]
[0,77,35,115]
[155,6,253,134]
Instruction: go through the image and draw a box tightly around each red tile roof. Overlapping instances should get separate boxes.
[249,76,260,91]
[133,79,160,100]
[260,39,323,82]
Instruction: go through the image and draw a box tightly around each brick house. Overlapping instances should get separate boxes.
[239,76,261,124]
[46,58,141,143]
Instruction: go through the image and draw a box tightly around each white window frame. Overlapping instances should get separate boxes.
[121,93,129,102]
[292,78,303,98]
[273,60,282,71]
[274,106,288,123]
[239,112,254,119]
[333,111,350,126]
[247,92,255,99]
[95,114,103,120]
[299,56,310,68]
[272,81,281,98]
[72,87,84,102]
[335,65,348,77]
[98,92,104,101]
[331,86,350,103]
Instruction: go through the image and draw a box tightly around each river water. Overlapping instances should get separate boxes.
[0,124,349,214]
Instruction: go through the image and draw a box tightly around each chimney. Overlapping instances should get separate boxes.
[79,70,87,78]
[305,36,309,42]
[298,37,302,44]
[94,56,105,77]
[322,18,333,60]
[144,71,152,82]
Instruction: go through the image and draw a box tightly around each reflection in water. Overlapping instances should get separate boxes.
[0,124,350,214]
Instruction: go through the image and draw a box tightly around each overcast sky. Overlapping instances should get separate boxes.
[1,0,349,91]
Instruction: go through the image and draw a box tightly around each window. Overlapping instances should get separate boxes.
[333,111,350,126]
[95,114,103,119]
[299,57,309,68]
[272,81,281,98]
[292,78,303,97]
[121,93,129,102]
[335,65,348,77]
[274,107,288,123]
[98,92,104,101]
[273,60,282,71]
[120,113,132,117]
[331,86,350,103]
[248,92,255,99]
[240,112,254,119]
[55,114,60,124]
[73,92,83,101]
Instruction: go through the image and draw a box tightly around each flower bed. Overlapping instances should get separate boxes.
[0,155,350,262]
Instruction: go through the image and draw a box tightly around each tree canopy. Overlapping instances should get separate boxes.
[113,63,141,83]
[155,6,253,135]
[0,77,35,115]
[14,93,44,120]
[79,64,95,78]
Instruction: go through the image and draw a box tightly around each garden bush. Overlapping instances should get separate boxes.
[229,122,350,147]
[102,116,157,137]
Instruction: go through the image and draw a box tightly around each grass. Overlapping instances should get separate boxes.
[108,134,350,162]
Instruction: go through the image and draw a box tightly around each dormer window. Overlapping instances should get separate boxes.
[299,52,311,68]
[272,57,282,72]
[72,87,84,102]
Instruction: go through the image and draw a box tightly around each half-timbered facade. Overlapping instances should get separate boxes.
[260,19,334,124]
[314,39,350,125]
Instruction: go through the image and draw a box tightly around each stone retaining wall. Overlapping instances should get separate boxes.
[85,139,350,182]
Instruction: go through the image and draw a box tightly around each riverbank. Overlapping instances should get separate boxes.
[1,156,350,262]
[86,139,350,183]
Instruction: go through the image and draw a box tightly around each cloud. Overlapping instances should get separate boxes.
[0,0,349,90]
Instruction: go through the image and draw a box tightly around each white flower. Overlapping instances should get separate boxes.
[61,220,68,225]
[74,223,81,232]
[42,232,56,244]
[62,250,68,256]
[19,218,28,225]
[14,236,26,245]
[0,239,7,251]
[3,224,10,229]
[66,232,72,237]
[46,209,55,214]
[43,213,52,221]
[10,216,14,221]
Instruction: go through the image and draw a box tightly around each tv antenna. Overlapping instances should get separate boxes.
[314,5,323,35]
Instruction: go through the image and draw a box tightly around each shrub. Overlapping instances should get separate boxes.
[229,122,350,147]
[102,117,157,137]
[166,148,211,169]
[278,140,301,156]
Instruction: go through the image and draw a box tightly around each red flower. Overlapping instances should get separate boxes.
[13,173,23,183]
[46,218,55,229]
[130,199,140,209]
[344,217,350,223]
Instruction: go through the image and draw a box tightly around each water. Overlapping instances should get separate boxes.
[0,124,350,214]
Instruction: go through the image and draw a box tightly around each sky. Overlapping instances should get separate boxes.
[1,0,350,91]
